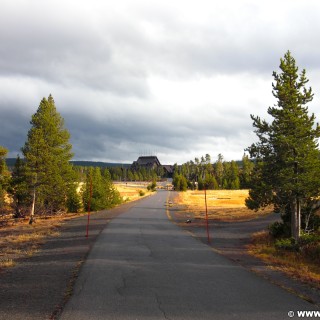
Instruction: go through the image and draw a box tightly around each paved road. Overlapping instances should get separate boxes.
[59,191,315,320]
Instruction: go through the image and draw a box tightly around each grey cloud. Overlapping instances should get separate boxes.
[0,6,150,98]
[61,99,251,162]
[0,108,30,156]
[2,1,320,164]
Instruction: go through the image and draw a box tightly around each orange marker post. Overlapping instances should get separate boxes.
[86,176,93,238]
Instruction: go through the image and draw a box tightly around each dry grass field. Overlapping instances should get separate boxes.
[176,189,273,221]
[0,215,76,270]
[114,182,153,202]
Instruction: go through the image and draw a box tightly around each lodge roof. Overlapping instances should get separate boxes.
[134,156,161,166]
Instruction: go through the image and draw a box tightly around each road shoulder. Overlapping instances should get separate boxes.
[167,191,320,307]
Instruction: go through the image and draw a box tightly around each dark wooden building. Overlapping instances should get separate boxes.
[132,156,161,170]
[131,156,173,177]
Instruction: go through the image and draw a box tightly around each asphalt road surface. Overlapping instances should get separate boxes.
[59,191,316,320]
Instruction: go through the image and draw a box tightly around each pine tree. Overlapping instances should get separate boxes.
[214,154,224,188]
[222,161,231,189]
[229,161,240,189]
[103,168,122,207]
[240,154,254,188]
[82,167,121,211]
[204,174,219,190]
[246,51,320,242]
[22,95,75,221]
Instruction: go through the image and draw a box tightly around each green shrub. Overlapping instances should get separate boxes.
[275,238,298,251]
[299,233,320,246]
[147,181,157,192]
[139,190,145,196]
[269,221,290,238]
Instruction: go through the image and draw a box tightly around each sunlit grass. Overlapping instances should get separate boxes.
[0,258,16,268]
[176,190,273,221]
[115,182,152,202]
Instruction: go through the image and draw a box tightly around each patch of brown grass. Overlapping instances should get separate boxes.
[248,231,320,289]
[0,214,81,271]
[176,190,273,221]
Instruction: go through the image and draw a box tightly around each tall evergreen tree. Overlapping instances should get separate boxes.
[82,167,121,211]
[240,154,254,189]
[214,154,224,188]
[22,95,75,221]
[229,161,240,189]
[246,51,320,242]
[103,168,122,207]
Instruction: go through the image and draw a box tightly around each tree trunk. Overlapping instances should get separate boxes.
[297,198,301,239]
[291,197,301,243]
[29,187,36,224]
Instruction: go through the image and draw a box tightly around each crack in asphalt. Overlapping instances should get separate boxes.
[116,271,128,297]
[155,294,170,320]
[139,220,154,259]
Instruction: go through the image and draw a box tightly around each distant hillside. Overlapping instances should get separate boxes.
[5,158,131,169]
[70,161,131,168]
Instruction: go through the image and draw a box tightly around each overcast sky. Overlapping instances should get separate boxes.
[1,0,320,164]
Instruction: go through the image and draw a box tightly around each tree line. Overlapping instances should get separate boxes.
[0,95,121,223]
[70,165,166,183]
[109,166,165,182]
[172,153,254,191]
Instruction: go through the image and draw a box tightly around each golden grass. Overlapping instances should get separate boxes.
[176,190,273,221]
[0,258,15,268]
[115,182,153,202]
[248,231,320,289]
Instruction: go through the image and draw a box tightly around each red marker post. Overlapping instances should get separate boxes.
[204,185,211,244]
[86,176,93,238]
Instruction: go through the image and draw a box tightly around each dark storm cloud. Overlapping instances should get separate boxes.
[62,100,251,163]
[1,0,320,163]
[0,108,30,155]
